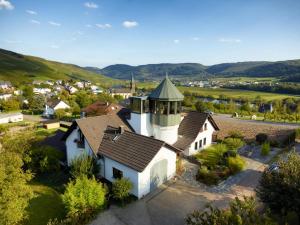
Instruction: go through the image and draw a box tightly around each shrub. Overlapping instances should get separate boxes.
[112,178,133,204]
[228,130,244,139]
[261,142,270,156]
[223,150,237,158]
[227,156,245,174]
[29,145,63,173]
[197,166,220,185]
[256,133,268,144]
[61,176,107,219]
[0,124,8,134]
[54,109,67,120]
[70,154,99,179]
[223,138,244,151]
[196,144,228,168]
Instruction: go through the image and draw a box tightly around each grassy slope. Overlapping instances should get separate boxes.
[25,183,65,225]
[0,49,119,86]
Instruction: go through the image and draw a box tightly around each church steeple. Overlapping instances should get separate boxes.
[130,73,135,94]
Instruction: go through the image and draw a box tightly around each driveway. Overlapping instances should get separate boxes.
[91,154,268,225]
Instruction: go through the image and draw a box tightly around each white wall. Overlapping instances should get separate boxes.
[54,101,70,110]
[185,118,215,156]
[103,157,140,197]
[153,124,179,145]
[66,128,94,166]
[138,146,176,198]
[99,146,177,199]
[0,114,23,124]
[128,113,153,137]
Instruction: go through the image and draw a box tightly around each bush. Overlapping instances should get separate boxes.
[196,144,228,168]
[227,156,245,174]
[197,166,220,185]
[29,146,63,173]
[54,109,67,120]
[261,142,270,156]
[0,124,8,134]
[223,138,244,151]
[70,154,99,179]
[223,150,237,158]
[228,130,244,139]
[61,176,107,219]
[256,133,268,144]
[112,178,133,204]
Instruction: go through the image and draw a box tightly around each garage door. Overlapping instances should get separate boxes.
[150,159,168,191]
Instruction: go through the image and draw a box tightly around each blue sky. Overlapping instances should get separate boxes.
[0,0,300,68]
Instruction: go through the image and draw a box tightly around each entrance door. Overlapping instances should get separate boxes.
[150,159,168,191]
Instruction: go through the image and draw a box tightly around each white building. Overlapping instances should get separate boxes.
[0,81,12,90]
[43,99,70,117]
[33,88,51,95]
[0,94,12,101]
[90,85,103,94]
[66,86,78,94]
[0,112,23,124]
[63,77,219,199]
[75,81,84,89]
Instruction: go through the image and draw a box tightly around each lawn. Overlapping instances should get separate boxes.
[25,183,66,225]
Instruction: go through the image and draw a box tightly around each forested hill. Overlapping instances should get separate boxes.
[0,48,116,86]
[88,60,300,81]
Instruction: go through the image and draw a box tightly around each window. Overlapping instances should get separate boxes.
[204,123,207,131]
[77,129,85,148]
[204,138,207,146]
[199,140,202,148]
[131,98,141,113]
[194,142,198,150]
[170,101,176,114]
[113,167,123,179]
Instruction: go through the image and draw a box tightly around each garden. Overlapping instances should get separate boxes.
[195,131,246,185]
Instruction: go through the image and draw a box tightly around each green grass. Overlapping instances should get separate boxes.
[178,86,300,101]
[25,183,66,225]
[0,49,120,87]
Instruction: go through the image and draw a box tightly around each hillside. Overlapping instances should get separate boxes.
[92,63,209,80]
[91,60,300,81]
[0,48,117,86]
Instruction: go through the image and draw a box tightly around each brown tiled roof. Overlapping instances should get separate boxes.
[82,101,122,116]
[46,99,62,108]
[62,113,132,154]
[173,112,219,150]
[98,126,180,172]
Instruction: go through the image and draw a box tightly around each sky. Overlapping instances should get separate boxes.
[0,0,300,68]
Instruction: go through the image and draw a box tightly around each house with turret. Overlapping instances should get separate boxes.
[63,76,219,199]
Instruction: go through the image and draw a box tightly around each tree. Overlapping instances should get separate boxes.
[75,91,92,108]
[0,151,33,225]
[0,98,20,112]
[54,109,67,120]
[195,101,206,113]
[61,176,107,219]
[112,178,133,204]
[22,86,33,99]
[28,94,45,113]
[256,152,300,220]
[70,154,99,179]
[185,196,274,225]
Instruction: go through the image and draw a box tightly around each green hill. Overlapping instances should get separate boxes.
[92,60,300,81]
[0,48,117,86]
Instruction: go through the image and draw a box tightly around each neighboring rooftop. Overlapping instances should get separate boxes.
[46,99,63,108]
[82,101,122,116]
[149,77,184,101]
[174,112,219,150]
[98,126,180,172]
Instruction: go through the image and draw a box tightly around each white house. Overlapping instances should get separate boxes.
[43,99,70,117]
[0,81,12,90]
[33,88,51,95]
[0,112,23,124]
[90,85,103,94]
[66,86,78,94]
[75,81,84,89]
[0,94,13,101]
[63,77,219,198]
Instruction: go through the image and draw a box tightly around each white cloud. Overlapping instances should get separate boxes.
[96,23,111,29]
[50,45,59,49]
[192,37,200,41]
[218,38,241,43]
[26,9,37,15]
[49,21,61,26]
[84,2,98,9]
[122,20,138,28]
[0,0,14,10]
[86,24,92,28]
[173,39,180,44]
[30,19,40,25]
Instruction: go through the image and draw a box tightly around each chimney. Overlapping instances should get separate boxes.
[118,125,125,134]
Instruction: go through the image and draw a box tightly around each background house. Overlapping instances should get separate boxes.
[43,99,70,117]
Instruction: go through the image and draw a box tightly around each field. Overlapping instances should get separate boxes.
[213,115,296,142]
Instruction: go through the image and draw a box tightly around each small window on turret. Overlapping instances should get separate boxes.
[170,102,176,114]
